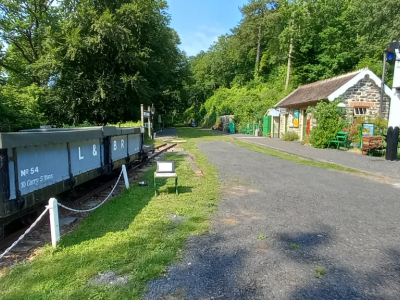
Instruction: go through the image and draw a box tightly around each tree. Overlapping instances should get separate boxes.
[240,0,278,74]
[0,0,60,86]
[44,0,186,125]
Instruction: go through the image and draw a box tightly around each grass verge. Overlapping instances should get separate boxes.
[232,140,364,174]
[0,137,219,299]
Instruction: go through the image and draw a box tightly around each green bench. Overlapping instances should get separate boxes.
[327,131,349,150]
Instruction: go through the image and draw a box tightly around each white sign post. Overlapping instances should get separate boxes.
[389,48,400,128]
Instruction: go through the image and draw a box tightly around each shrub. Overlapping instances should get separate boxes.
[282,131,299,141]
[308,100,345,148]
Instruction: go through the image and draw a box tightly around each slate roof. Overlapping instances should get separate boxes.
[275,70,362,108]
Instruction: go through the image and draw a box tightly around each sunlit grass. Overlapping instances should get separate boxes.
[0,145,219,299]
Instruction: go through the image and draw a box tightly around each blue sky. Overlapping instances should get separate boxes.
[167,0,247,56]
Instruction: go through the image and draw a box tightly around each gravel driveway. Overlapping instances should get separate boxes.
[232,134,400,181]
[144,140,400,300]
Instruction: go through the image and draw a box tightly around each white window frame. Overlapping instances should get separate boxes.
[354,107,367,116]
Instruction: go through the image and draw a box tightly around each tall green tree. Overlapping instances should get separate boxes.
[44,0,186,125]
[0,0,60,86]
[239,0,278,74]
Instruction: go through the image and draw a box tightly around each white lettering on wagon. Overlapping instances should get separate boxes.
[21,167,39,177]
[78,147,84,160]
[77,144,98,160]
[113,139,125,151]
[20,174,54,189]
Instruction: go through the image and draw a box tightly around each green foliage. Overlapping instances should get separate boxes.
[0,0,190,129]
[200,74,289,129]
[308,100,345,148]
[187,0,400,125]
[342,119,363,143]
[1,0,400,131]
[0,84,47,132]
[291,243,300,249]
[107,121,142,128]
[45,0,187,125]
[257,233,266,240]
[315,266,326,278]
[282,131,299,141]
[62,121,94,128]
[342,115,388,145]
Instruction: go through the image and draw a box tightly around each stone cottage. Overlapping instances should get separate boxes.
[274,68,392,141]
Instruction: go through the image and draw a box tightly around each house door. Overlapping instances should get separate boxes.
[263,116,272,137]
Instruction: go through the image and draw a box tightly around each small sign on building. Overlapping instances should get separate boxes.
[279,108,288,114]
[362,123,375,137]
[293,110,300,128]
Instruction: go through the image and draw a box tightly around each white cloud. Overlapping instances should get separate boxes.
[179,26,225,56]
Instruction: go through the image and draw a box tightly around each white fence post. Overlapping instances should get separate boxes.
[49,198,60,248]
[122,165,130,189]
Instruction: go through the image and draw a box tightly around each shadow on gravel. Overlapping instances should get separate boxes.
[145,234,260,300]
[278,229,400,300]
[277,228,366,299]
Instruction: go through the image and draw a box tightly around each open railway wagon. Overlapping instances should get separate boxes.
[0,126,144,238]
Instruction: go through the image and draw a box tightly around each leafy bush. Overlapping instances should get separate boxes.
[308,100,345,148]
[342,115,388,147]
[0,84,47,132]
[282,131,299,141]
[200,74,292,130]
[62,121,94,128]
[342,118,363,142]
[107,121,141,127]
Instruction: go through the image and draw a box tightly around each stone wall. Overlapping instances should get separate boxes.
[280,109,307,140]
[342,76,390,120]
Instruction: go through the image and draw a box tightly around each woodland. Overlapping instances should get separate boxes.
[0,0,399,131]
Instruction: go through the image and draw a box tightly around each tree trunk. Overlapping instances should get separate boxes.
[285,37,293,90]
[256,23,262,72]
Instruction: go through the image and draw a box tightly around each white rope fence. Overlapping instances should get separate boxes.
[0,165,130,259]
[57,169,124,213]
[0,207,49,260]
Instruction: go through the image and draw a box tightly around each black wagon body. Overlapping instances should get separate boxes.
[0,126,144,227]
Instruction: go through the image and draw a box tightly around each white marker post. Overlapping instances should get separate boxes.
[122,165,130,189]
[48,198,60,248]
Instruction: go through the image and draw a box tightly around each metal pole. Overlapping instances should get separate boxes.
[152,115,154,140]
[380,51,387,116]
[148,106,152,139]
[140,104,144,128]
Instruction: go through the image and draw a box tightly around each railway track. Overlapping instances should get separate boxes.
[0,143,177,265]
